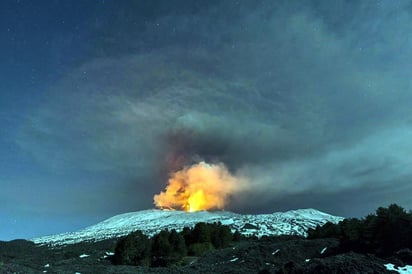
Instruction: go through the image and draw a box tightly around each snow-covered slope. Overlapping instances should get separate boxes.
[32,209,343,246]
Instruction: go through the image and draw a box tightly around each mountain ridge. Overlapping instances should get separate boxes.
[32,208,344,246]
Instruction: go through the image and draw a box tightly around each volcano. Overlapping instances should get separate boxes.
[32,208,343,246]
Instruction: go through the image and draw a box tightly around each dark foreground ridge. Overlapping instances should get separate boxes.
[1,204,411,273]
[0,237,393,273]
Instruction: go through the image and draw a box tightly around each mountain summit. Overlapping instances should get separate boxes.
[32,209,343,246]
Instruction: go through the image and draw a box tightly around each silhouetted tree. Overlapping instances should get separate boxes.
[114,222,239,267]
[169,229,187,257]
[113,230,151,266]
[192,222,212,243]
[233,230,242,241]
[369,204,412,255]
[307,204,412,257]
[151,230,172,266]
[211,223,232,248]
[182,226,193,246]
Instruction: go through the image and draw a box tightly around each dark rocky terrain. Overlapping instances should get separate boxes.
[0,236,398,273]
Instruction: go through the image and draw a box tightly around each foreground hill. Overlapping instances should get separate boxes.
[32,208,343,246]
[1,207,409,273]
[0,237,395,273]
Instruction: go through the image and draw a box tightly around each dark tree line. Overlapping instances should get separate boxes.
[308,204,412,257]
[113,222,238,267]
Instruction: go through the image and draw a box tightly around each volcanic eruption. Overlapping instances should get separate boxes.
[153,161,238,212]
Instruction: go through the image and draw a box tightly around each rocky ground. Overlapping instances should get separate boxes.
[0,236,403,273]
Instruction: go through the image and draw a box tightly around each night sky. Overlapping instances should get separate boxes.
[1,0,412,240]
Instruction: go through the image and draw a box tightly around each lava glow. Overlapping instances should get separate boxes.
[154,162,238,212]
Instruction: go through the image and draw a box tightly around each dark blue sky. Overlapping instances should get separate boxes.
[1,0,412,240]
[1,0,115,239]
[1,0,102,168]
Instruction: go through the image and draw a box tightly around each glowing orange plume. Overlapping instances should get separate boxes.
[154,161,237,212]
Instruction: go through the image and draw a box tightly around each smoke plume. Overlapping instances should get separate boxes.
[17,1,412,218]
[154,162,240,212]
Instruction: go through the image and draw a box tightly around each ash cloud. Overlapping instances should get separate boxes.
[19,1,412,217]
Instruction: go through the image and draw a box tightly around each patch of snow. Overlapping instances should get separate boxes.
[105,251,115,256]
[320,247,327,254]
[272,249,280,255]
[399,265,412,274]
[220,218,234,225]
[79,254,90,258]
[385,263,412,274]
[230,257,239,262]
[44,263,50,268]
[42,271,47,273]
[305,259,311,262]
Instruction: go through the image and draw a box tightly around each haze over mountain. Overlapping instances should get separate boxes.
[1,0,412,240]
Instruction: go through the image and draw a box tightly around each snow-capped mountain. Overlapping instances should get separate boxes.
[32,209,343,246]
